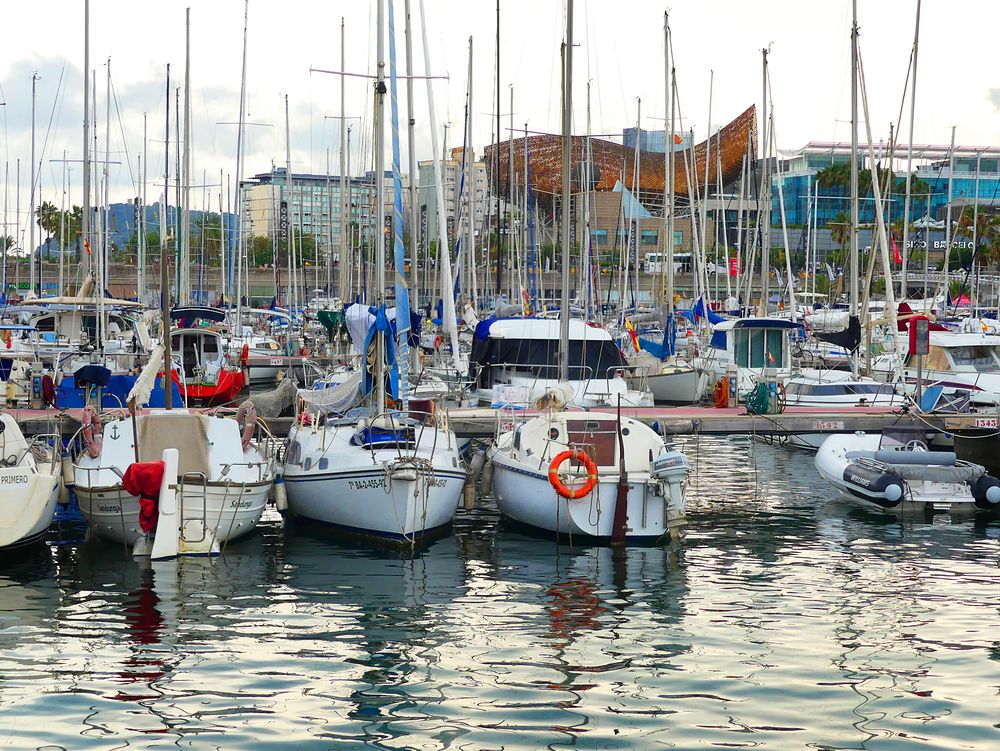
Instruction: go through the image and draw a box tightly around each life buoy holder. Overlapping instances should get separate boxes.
[235,401,257,449]
[548,449,598,500]
[81,405,103,458]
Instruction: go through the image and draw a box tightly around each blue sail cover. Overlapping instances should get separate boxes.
[387,0,411,407]
[360,305,400,401]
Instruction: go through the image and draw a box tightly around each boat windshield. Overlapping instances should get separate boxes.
[470,336,626,386]
[947,346,1000,371]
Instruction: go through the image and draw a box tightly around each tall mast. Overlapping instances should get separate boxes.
[140,113,147,301]
[82,0,91,277]
[29,72,37,295]
[465,39,475,309]
[558,0,573,382]
[583,81,591,317]
[339,17,349,303]
[284,95,294,309]
[60,154,66,296]
[494,0,502,298]
[162,64,173,410]
[758,48,770,313]
[665,12,675,318]
[181,6,192,304]
[374,0,387,411]
[849,0,859,320]
[233,0,248,316]
[404,0,419,325]
[899,0,921,300]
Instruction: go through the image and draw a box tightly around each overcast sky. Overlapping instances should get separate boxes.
[0,0,997,240]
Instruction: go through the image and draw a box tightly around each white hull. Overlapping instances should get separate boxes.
[489,450,685,539]
[285,466,465,541]
[644,368,705,404]
[0,468,59,550]
[76,481,270,549]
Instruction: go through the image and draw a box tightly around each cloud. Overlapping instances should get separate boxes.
[990,89,1000,112]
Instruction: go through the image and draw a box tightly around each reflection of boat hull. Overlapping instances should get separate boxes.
[76,481,269,548]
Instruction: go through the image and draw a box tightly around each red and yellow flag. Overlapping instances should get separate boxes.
[625,318,640,352]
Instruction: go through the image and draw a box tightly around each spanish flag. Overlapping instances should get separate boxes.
[83,238,91,256]
[625,318,640,352]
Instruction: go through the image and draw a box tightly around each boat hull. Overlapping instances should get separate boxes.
[0,470,59,550]
[489,449,685,539]
[75,481,269,548]
[285,466,466,542]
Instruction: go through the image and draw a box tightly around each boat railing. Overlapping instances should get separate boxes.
[8,431,63,474]
[220,459,275,484]
[604,363,649,396]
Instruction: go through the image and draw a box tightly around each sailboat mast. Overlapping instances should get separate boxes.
[759,49,770,313]
[140,113,147,301]
[29,73,37,295]
[404,0,419,321]
[465,39,475,309]
[900,0,921,300]
[234,0,248,316]
[181,6,192,305]
[494,0,502,299]
[162,64,173,410]
[665,13,674,317]
[374,0,387,411]
[558,0,573,382]
[82,0,91,276]
[849,0,859,319]
[339,18,348,304]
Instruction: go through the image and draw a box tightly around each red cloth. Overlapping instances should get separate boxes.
[123,461,166,533]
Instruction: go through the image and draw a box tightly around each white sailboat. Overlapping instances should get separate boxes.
[488,0,688,542]
[0,413,60,551]
[282,0,466,544]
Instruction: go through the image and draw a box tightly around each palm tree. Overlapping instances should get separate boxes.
[829,211,850,267]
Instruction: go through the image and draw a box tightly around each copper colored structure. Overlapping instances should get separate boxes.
[485,104,756,210]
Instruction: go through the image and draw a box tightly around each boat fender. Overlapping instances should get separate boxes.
[60,450,75,488]
[235,401,258,449]
[843,463,903,506]
[468,447,487,483]
[970,475,1000,509]
[548,449,599,500]
[274,474,288,512]
[81,405,103,459]
[241,342,250,366]
[479,458,494,495]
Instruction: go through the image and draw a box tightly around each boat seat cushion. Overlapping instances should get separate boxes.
[884,463,983,483]
[873,450,956,466]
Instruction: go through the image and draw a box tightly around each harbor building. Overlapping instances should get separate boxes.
[416,147,489,249]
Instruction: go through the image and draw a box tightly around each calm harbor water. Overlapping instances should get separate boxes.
[3,436,1000,750]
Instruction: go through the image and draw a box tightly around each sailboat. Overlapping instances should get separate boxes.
[488,0,688,542]
[0,413,60,551]
[73,56,277,559]
[282,0,466,544]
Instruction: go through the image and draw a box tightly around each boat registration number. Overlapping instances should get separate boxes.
[269,358,284,366]
[815,420,844,430]
[974,417,998,428]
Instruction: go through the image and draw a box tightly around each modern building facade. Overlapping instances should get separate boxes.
[772,142,1000,230]
[416,147,489,248]
[622,127,692,154]
[242,168,406,262]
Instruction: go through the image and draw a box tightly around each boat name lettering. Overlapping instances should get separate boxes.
[974,417,998,428]
[97,504,121,513]
[847,473,871,487]
[229,499,255,509]
[349,478,386,490]
[0,474,29,485]
[429,478,447,488]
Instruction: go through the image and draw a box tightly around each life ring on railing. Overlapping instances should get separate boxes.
[235,401,257,449]
[433,334,443,350]
[81,405,103,458]
[547,449,598,500]
[240,343,250,366]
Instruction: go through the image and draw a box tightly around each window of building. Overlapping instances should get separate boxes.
[641,229,658,245]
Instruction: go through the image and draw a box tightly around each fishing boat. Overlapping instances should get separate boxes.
[168,307,246,406]
[0,413,60,551]
[815,432,1000,513]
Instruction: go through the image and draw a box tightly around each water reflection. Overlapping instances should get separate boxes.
[0,438,999,749]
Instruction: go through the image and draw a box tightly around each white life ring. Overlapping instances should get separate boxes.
[235,401,258,449]
[81,405,103,458]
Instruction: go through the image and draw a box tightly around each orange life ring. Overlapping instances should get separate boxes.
[81,405,103,458]
[235,401,257,449]
[433,334,443,350]
[547,449,598,500]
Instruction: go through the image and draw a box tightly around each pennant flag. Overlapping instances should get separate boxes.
[891,234,902,264]
[625,318,640,352]
[673,134,683,145]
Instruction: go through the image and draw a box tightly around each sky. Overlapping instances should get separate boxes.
[0,0,997,244]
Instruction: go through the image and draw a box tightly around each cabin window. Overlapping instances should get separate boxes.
[35,316,55,332]
[734,328,785,369]
[948,346,999,370]
[303,457,312,470]
[318,458,329,470]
